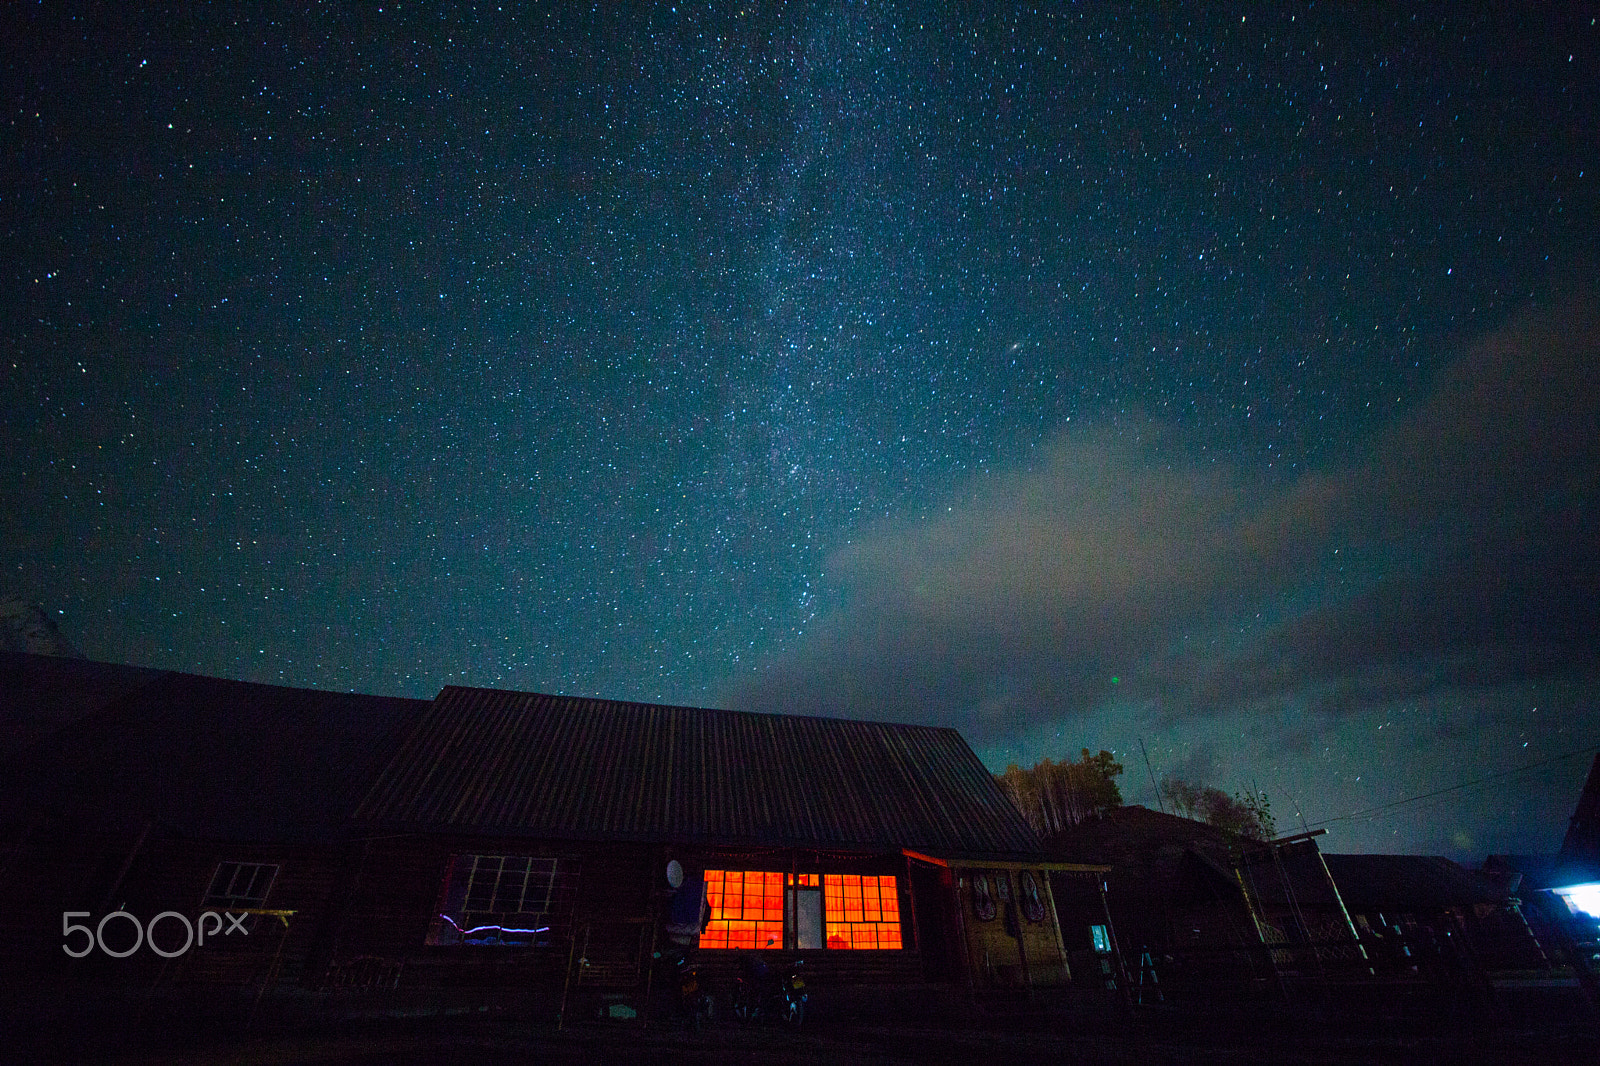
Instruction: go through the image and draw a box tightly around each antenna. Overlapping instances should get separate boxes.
[1139,737,1166,814]
[1279,784,1311,837]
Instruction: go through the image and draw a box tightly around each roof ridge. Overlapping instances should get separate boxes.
[435,682,967,735]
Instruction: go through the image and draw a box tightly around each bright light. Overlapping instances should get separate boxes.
[439,914,549,939]
[1555,883,1600,920]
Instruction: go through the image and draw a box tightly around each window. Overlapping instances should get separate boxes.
[204,861,277,910]
[700,870,902,950]
[461,854,557,915]
[824,874,902,949]
[428,854,561,946]
[702,869,784,949]
[1090,924,1112,953]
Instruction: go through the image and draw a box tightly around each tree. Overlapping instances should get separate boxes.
[996,749,1124,835]
[1158,775,1276,841]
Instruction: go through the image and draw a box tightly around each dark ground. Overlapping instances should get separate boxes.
[13,986,1597,1065]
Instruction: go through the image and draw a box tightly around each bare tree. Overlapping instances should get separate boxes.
[1159,775,1276,841]
[997,749,1124,835]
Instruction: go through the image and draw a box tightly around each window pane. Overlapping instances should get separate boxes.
[702,871,785,949]
[822,875,901,950]
[208,863,238,899]
[465,857,496,912]
[498,860,528,912]
[528,859,556,911]
[203,861,278,911]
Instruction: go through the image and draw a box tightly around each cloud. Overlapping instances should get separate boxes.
[1220,295,1600,713]
[731,425,1264,734]
[1252,295,1600,550]
[731,297,1600,756]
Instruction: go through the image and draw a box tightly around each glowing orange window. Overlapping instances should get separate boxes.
[701,870,783,950]
[823,874,902,950]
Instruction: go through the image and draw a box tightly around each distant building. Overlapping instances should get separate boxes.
[1046,804,1544,998]
[1483,753,1600,1012]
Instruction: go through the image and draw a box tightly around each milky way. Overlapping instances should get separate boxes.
[3,4,1597,856]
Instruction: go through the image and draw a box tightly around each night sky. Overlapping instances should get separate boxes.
[5,4,1598,858]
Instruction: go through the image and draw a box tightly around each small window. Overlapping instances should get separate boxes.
[429,854,561,946]
[1090,924,1111,953]
[204,861,278,911]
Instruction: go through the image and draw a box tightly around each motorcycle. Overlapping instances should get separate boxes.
[654,947,715,1030]
[731,950,806,1027]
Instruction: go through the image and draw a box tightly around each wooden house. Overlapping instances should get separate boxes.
[1,654,1083,1032]
[1044,804,1285,994]
[0,656,425,1033]
[337,684,1083,1012]
[1046,804,1547,1000]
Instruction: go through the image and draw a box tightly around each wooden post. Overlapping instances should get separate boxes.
[95,819,153,914]
[1311,843,1372,975]
[557,921,586,1030]
[1039,872,1072,986]
[902,853,920,955]
[1098,878,1133,1011]
[950,868,976,1001]
[247,912,294,1030]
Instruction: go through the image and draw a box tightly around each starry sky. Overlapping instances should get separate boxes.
[4,3,1598,859]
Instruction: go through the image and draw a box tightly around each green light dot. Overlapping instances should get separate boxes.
[1110,676,1120,684]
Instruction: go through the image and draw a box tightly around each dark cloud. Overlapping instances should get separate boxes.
[1218,295,1600,714]
[1247,295,1600,552]
[732,298,1600,754]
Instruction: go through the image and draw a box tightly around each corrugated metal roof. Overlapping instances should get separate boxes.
[354,686,1043,859]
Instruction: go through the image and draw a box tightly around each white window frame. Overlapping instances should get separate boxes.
[203,860,278,911]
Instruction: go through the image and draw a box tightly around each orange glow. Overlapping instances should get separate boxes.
[701,869,783,950]
[700,870,902,950]
[823,874,901,950]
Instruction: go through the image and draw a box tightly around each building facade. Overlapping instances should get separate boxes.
[1,655,1077,1033]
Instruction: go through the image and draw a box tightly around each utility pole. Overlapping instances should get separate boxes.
[1139,738,1165,813]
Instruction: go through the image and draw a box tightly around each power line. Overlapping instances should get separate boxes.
[1304,741,1600,830]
